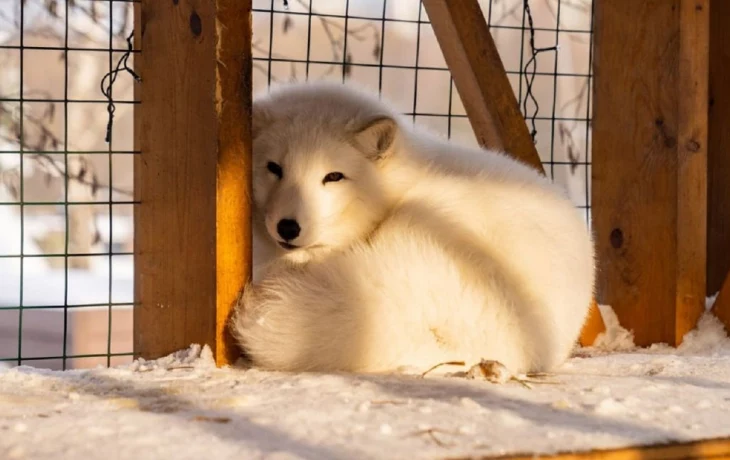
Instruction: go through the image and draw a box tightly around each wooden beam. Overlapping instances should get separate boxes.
[423,0,604,345]
[469,436,730,460]
[707,0,730,297]
[711,273,730,332]
[134,0,253,366]
[422,0,543,171]
[592,0,709,346]
[578,300,605,347]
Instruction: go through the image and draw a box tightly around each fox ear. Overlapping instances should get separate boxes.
[353,116,398,161]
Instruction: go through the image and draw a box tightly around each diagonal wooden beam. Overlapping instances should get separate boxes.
[423,0,605,346]
[422,0,543,172]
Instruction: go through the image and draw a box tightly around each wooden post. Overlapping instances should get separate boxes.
[592,0,709,346]
[707,0,730,333]
[708,0,730,299]
[134,0,253,366]
[424,0,605,344]
[496,436,730,460]
[578,300,605,347]
[712,275,730,331]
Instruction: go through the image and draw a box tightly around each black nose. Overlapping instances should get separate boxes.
[277,219,301,241]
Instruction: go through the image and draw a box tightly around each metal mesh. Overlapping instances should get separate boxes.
[252,0,593,223]
[0,0,593,370]
[0,0,137,370]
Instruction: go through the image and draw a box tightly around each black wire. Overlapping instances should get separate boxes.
[100,31,141,144]
[376,0,387,95]
[522,0,558,143]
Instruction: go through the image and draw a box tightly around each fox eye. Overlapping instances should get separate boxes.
[267,161,283,179]
[322,172,345,184]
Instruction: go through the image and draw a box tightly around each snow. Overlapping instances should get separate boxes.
[591,304,636,352]
[0,258,133,308]
[2,306,730,460]
[0,211,134,310]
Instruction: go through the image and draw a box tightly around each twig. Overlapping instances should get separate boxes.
[251,0,382,82]
[511,377,533,389]
[192,415,231,424]
[135,365,197,373]
[420,360,465,378]
[20,153,132,197]
[408,428,458,448]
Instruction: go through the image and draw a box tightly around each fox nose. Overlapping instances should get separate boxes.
[277,219,301,241]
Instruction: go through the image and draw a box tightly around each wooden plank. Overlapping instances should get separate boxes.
[707,0,730,297]
[463,436,730,460]
[215,0,254,367]
[676,0,711,345]
[422,0,543,171]
[134,0,252,366]
[578,300,605,347]
[592,0,709,346]
[711,273,730,332]
[423,0,604,345]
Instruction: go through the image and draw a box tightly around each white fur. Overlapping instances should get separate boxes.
[231,81,595,375]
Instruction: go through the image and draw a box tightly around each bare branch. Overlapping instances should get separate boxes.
[251,0,381,81]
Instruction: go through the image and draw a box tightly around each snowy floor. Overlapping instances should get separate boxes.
[2,309,730,460]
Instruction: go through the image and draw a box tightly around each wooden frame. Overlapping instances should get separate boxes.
[708,0,730,333]
[708,0,730,300]
[592,0,709,347]
[712,274,730,332]
[472,436,730,460]
[134,0,253,366]
[421,0,543,172]
[423,0,605,346]
[130,0,723,361]
[127,2,730,458]
[133,0,609,369]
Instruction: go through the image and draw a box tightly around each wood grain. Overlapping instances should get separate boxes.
[592,0,709,346]
[708,0,730,297]
[422,0,543,172]
[214,0,254,367]
[676,0,710,345]
[134,0,252,366]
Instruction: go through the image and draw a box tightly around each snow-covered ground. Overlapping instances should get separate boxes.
[2,308,730,460]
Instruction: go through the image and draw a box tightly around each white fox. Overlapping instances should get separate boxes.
[231,81,595,375]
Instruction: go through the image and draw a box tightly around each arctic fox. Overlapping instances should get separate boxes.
[231,81,595,375]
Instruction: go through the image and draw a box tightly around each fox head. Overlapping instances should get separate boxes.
[251,82,402,257]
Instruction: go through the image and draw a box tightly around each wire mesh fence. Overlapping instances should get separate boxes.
[251,0,594,221]
[0,0,136,370]
[0,0,594,370]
